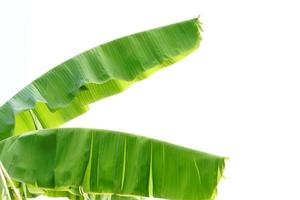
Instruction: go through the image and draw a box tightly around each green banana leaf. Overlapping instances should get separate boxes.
[0,18,202,140]
[0,128,225,200]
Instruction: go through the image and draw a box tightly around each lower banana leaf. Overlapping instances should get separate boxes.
[0,128,225,200]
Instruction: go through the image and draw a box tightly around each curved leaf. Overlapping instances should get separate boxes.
[0,18,202,140]
[0,128,225,200]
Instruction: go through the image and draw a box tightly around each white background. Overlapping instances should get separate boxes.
[1,0,300,199]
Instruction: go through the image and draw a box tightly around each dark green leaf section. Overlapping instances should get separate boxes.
[0,128,225,200]
[0,18,202,140]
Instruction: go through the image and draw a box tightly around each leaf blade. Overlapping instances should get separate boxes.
[0,128,224,200]
[0,18,202,140]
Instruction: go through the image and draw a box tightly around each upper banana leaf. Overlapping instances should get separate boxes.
[0,18,202,140]
[0,128,225,200]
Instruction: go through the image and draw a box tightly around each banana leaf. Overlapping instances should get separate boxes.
[0,18,202,140]
[0,128,225,200]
